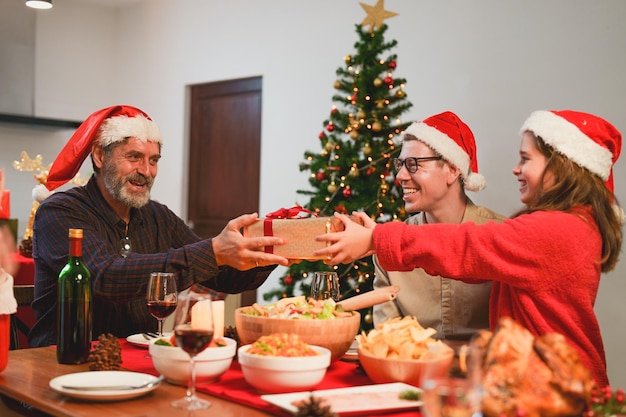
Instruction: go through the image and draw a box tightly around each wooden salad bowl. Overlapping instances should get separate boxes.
[234,307,361,363]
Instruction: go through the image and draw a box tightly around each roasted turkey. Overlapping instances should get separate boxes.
[470,317,595,417]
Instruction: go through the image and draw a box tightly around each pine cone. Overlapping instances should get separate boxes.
[224,325,240,347]
[88,333,123,371]
[294,394,338,417]
[19,236,33,258]
[225,325,240,358]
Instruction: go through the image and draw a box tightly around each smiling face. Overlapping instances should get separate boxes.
[395,139,460,214]
[512,132,549,205]
[96,137,161,210]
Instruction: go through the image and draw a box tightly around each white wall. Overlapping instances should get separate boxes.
[1,0,624,387]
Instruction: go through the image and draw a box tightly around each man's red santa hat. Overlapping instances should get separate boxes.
[34,105,162,202]
[520,109,623,222]
[403,111,486,192]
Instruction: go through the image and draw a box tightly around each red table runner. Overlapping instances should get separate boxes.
[120,340,420,416]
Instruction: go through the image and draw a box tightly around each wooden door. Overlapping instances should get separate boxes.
[188,76,262,306]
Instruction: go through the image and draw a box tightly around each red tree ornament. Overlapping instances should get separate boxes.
[284,275,294,286]
[388,60,397,69]
[316,171,326,181]
[326,123,335,132]
[342,187,352,198]
[384,76,393,85]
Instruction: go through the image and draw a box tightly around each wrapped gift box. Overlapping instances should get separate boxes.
[0,190,9,219]
[243,216,363,260]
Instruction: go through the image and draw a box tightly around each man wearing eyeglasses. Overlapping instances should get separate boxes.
[373,111,506,341]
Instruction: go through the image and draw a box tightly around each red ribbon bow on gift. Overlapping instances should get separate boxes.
[265,205,316,219]
[261,206,316,255]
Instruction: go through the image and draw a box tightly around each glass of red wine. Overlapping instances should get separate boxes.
[146,272,178,337]
[171,291,215,410]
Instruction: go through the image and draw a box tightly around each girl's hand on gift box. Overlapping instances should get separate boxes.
[314,212,376,265]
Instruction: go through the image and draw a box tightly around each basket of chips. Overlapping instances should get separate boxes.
[357,316,454,387]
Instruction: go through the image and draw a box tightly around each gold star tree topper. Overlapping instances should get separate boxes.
[360,0,398,32]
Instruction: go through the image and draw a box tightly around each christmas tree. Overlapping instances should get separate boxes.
[262,0,413,331]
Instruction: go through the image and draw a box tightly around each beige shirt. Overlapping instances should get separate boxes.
[373,199,506,340]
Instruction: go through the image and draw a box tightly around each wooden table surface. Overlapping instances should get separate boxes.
[0,347,273,417]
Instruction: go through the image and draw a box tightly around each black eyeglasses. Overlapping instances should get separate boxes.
[392,156,442,173]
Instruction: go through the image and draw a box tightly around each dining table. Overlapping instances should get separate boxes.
[0,338,426,417]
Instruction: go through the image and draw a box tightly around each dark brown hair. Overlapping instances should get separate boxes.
[512,133,622,272]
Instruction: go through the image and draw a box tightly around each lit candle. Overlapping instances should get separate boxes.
[190,299,213,330]
[212,300,224,339]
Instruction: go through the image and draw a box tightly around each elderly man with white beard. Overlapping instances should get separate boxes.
[29,105,288,347]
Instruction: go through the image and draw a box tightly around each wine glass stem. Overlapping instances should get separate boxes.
[187,356,197,400]
[157,319,164,337]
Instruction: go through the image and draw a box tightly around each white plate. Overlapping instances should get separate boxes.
[49,371,161,401]
[126,332,172,348]
[261,382,422,416]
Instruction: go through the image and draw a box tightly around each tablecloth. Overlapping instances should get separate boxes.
[120,339,420,416]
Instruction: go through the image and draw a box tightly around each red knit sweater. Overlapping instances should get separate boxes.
[373,208,608,387]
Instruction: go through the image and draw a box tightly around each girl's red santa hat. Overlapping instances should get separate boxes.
[520,109,623,222]
[403,111,486,192]
[33,105,162,202]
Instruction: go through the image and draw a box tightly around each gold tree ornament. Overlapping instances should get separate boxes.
[13,151,89,243]
[13,151,50,179]
[359,0,398,32]
[13,150,89,187]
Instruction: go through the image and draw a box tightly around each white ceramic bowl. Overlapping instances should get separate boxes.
[237,344,331,394]
[149,337,237,385]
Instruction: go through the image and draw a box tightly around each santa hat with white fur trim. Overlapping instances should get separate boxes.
[34,105,161,202]
[520,109,623,222]
[403,111,486,192]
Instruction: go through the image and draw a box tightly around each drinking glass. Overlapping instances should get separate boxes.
[421,377,477,417]
[421,344,483,417]
[310,271,340,301]
[146,272,178,337]
[171,291,215,410]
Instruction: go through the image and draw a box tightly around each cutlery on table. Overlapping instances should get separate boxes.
[62,375,164,391]
[142,332,159,340]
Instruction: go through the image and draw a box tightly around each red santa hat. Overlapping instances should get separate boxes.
[34,105,161,202]
[520,110,623,222]
[403,111,486,192]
